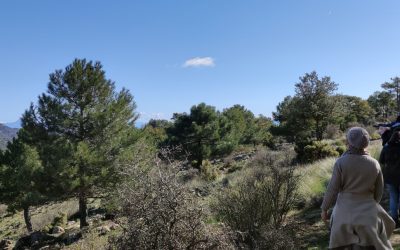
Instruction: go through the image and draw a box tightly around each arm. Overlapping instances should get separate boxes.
[378,147,386,165]
[321,161,342,211]
[374,168,384,203]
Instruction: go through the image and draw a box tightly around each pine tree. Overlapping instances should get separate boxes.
[21,59,138,228]
[381,77,400,113]
[0,136,44,232]
[167,103,219,167]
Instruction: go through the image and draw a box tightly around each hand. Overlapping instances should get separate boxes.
[321,210,329,222]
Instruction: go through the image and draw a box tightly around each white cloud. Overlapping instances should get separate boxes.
[183,57,215,68]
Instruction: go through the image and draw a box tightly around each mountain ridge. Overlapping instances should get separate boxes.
[0,124,18,150]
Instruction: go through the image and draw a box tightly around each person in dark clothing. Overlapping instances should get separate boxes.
[379,130,400,225]
[376,115,400,146]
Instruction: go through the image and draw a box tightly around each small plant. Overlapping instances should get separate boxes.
[200,160,219,181]
[52,212,67,227]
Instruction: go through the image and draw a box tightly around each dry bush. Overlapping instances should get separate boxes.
[0,204,7,215]
[212,149,299,246]
[110,147,234,249]
[254,226,297,250]
[324,124,341,139]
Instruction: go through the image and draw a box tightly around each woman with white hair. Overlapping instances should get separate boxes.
[321,127,395,250]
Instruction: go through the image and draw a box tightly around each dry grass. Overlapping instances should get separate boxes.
[0,199,79,241]
[296,140,382,206]
[32,199,79,230]
[63,230,111,250]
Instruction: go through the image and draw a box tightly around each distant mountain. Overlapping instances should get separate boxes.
[0,124,19,150]
[4,120,21,129]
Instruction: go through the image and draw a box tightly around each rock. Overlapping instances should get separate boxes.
[108,222,120,230]
[51,226,65,234]
[60,229,82,245]
[0,239,14,250]
[14,231,57,249]
[67,221,76,226]
[97,225,111,235]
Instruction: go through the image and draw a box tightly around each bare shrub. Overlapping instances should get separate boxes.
[324,124,341,139]
[0,204,7,215]
[110,147,234,249]
[255,226,297,250]
[212,149,299,246]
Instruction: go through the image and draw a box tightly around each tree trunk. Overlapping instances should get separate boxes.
[23,206,33,233]
[79,191,89,228]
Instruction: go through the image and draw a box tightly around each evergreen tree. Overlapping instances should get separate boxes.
[167,103,219,167]
[273,72,338,140]
[367,91,397,121]
[21,59,138,228]
[333,95,374,129]
[0,136,44,232]
[141,119,171,147]
[382,77,400,113]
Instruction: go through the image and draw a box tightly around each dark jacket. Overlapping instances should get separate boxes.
[379,143,400,185]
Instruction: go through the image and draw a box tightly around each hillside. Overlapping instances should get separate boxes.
[0,124,18,150]
[2,140,397,249]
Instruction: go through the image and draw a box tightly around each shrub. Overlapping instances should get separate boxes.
[336,145,346,155]
[200,160,219,181]
[324,124,341,140]
[110,148,234,249]
[52,212,67,227]
[300,141,339,163]
[212,150,299,246]
[255,226,297,250]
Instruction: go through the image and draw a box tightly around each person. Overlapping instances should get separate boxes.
[321,127,395,250]
[379,130,400,226]
[375,115,400,146]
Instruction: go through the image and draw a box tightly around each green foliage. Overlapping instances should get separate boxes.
[141,119,171,147]
[52,212,67,227]
[332,95,375,130]
[335,145,346,156]
[200,160,218,181]
[166,103,274,166]
[381,77,400,113]
[273,71,338,141]
[221,105,260,145]
[368,91,397,121]
[0,137,44,211]
[167,103,220,167]
[20,58,139,228]
[0,136,45,231]
[297,140,339,163]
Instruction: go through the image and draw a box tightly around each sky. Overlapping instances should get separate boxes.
[1,0,400,124]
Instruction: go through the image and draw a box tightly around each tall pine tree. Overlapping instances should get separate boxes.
[22,59,138,228]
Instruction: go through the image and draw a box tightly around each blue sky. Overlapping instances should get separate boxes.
[1,0,400,124]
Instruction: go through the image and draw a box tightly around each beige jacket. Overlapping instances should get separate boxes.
[321,152,395,250]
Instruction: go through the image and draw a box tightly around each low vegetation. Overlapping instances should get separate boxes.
[2,58,400,249]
